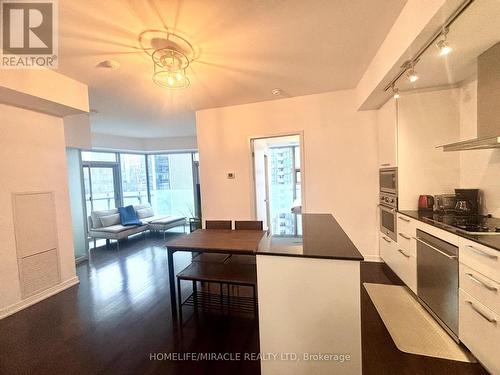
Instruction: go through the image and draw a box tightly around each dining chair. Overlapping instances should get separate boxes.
[234,220,263,230]
[205,220,232,229]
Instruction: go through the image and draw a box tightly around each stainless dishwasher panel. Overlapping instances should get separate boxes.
[416,229,459,340]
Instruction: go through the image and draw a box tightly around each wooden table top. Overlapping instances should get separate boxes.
[165,229,266,254]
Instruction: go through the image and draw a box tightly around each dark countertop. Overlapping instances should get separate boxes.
[398,210,500,251]
[256,213,364,261]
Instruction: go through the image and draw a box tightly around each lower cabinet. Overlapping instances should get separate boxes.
[459,289,500,374]
[379,232,417,294]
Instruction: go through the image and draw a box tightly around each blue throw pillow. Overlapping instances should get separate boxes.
[118,205,141,226]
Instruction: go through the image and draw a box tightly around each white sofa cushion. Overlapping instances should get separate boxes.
[93,224,140,233]
[91,208,119,228]
[136,207,154,219]
[150,216,185,224]
[100,213,121,227]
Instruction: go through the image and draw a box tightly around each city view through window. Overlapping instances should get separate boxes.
[82,151,197,220]
[269,145,301,235]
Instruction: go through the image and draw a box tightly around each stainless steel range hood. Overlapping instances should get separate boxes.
[441,42,500,152]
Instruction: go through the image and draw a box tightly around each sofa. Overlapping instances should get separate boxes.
[88,203,186,250]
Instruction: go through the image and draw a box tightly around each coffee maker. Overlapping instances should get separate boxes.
[454,189,482,215]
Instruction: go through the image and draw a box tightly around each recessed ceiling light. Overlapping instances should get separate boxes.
[271,88,282,96]
[96,60,121,70]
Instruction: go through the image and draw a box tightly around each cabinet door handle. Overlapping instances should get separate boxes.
[466,273,498,292]
[398,216,411,223]
[398,232,411,240]
[380,163,391,167]
[466,245,498,260]
[466,301,497,324]
[382,236,391,243]
[398,249,410,258]
[415,237,457,259]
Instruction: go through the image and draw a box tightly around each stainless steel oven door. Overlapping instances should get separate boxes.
[379,205,397,241]
[380,168,398,194]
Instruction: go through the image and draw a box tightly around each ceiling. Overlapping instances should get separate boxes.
[58,0,407,138]
[396,0,500,92]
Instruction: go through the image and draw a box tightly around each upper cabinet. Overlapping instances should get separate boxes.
[377,99,397,168]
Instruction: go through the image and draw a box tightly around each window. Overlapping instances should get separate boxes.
[120,154,148,206]
[147,153,195,217]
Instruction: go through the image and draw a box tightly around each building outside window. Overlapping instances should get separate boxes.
[269,146,300,235]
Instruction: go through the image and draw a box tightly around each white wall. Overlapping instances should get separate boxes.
[196,90,379,258]
[64,114,92,149]
[397,88,461,209]
[458,79,500,216]
[0,104,78,316]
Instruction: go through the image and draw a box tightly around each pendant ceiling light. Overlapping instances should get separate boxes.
[139,29,196,90]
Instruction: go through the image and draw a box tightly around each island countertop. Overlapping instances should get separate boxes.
[256,213,364,261]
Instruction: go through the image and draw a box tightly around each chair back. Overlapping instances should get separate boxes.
[205,220,232,229]
[234,220,263,230]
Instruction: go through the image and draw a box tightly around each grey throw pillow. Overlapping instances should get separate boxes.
[100,213,121,227]
[137,208,154,219]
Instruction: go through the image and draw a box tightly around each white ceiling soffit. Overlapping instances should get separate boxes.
[57,0,407,138]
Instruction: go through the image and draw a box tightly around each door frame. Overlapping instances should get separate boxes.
[250,131,306,224]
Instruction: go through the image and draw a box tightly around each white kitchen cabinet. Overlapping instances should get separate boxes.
[460,263,500,315]
[380,231,417,293]
[377,99,397,167]
[459,237,500,283]
[459,289,500,375]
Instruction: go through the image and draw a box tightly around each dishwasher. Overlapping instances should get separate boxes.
[416,229,459,341]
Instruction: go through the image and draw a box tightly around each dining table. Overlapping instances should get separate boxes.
[164,228,266,317]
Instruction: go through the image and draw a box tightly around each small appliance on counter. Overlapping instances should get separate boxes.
[418,195,434,212]
[434,194,457,213]
[454,188,482,215]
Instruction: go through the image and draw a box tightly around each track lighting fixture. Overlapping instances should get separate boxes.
[406,62,419,83]
[436,28,452,56]
[392,85,400,99]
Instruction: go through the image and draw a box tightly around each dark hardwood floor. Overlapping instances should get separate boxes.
[0,233,488,375]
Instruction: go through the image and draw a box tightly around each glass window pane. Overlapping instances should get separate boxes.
[147,153,194,217]
[90,167,117,211]
[120,154,148,206]
[269,147,296,235]
[82,151,117,162]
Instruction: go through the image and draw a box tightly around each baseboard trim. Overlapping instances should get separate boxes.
[0,276,80,320]
[363,255,382,262]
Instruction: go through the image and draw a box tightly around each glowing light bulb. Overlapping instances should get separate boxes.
[407,69,418,83]
[393,88,400,99]
[176,72,183,81]
[437,39,452,56]
[167,76,175,86]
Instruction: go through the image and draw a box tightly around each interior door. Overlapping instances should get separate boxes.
[264,154,271,232]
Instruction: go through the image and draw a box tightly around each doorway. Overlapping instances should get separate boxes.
[251,135,303,235]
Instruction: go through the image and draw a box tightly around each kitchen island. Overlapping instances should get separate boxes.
[256,214,364,375]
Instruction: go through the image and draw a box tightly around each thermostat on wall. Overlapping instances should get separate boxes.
[227,172,235,179]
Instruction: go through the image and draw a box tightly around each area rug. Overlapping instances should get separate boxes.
[363,283,476,363]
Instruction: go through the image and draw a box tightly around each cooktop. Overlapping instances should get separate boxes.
[422,212,500,235]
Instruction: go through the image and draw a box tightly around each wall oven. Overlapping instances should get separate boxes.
[379,193,397,241]
[380,167,398,195]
